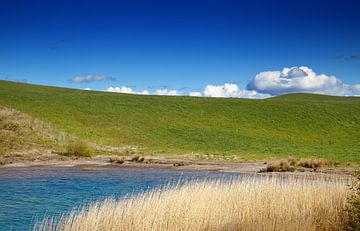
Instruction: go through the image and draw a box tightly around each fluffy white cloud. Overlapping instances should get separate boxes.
[203,83,271,99]
[107,86,150,95]
[350,84,360,96]
[70,75,116,83]
[154,89,178,96]
[82,87,91,91]
[189,92,202,97]
[247,66,360,96]
[105,67,360,98]
[107,87,179,96]
[107,85,268,98]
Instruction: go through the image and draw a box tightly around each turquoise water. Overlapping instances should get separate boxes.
[0,166,242,231]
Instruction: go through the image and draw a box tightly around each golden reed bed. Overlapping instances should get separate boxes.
[36,176,350,231]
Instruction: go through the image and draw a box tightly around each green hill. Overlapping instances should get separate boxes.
[0,80,359,162]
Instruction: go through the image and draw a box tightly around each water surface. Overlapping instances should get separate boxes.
[0,166,243,230]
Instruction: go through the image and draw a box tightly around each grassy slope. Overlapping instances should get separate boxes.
[0,80,359,162]
[0,106,69,161]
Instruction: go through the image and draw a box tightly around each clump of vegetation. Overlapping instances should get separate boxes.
[263,160,295,172]
[299,158,332,169]
[130,155,145,162]
[261,157,333,172]
[347,172,360,230]
[36,177,349,231]
[66,140,92,157]
[109,156,125,164]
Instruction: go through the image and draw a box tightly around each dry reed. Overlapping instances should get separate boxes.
[35,176,350,231]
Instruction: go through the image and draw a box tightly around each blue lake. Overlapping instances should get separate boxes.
[0,166,243,231]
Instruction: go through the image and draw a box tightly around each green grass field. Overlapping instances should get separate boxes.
[1,80,359,162]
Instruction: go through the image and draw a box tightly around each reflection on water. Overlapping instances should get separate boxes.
[0,166,243,231]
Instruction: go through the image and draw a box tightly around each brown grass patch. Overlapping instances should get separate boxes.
[109,156,125,164]
[130,155,145,162]
[0,106,69,160]
[261,157,333,172]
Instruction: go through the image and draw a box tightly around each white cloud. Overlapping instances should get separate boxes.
[106,85,269,98]
[189,92,202,97]
[107,86,178,96]
[107,86,150,95]
[105,67,360,98]
[247,66,360,96]
[70,75,116,83]
[154,89,178,96]
[350,84,360,95]
[203,83,271,99]
[82,87,91,91]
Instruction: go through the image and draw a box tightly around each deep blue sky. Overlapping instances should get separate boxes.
[1,0,359,94]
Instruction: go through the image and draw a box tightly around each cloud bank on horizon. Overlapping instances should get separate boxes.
[107,86,150,95]
[103,66,360,98]
[70,75,116,83]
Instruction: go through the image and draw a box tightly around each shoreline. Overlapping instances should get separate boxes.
[0,155,266,172]
[0,155,356,181]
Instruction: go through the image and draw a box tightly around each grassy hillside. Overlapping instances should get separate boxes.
[0,80,359,162]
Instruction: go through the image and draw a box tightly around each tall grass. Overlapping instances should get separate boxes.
[36,177,350,231]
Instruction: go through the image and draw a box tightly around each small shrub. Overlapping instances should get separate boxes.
[300,159,319,168]
[138,156,145,162]
[109,156,124,164]
[66,140,92,157]
[130,156,145,162]
[261,157,331,173]
[262,161,294,172]
[300,159,332,169]
[131,155,140,162]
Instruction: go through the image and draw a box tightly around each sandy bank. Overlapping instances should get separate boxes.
[0,154,356,182]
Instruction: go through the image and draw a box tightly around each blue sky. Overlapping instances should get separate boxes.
[1,0,360,97]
